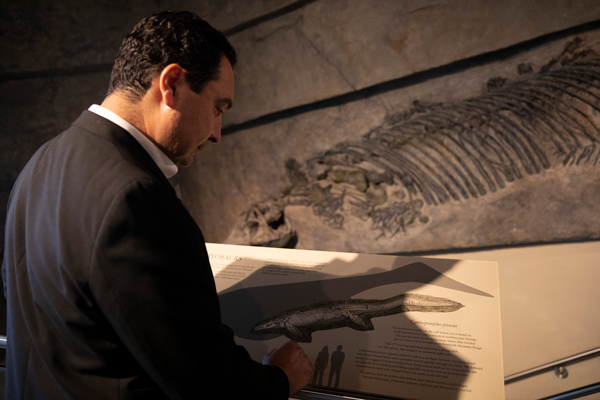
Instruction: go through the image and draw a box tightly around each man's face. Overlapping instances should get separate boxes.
[163,56,234,167]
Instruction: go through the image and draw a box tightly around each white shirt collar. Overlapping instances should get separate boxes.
[88,104,178,179]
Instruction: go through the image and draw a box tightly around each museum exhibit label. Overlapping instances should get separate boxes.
[207,243,504,400]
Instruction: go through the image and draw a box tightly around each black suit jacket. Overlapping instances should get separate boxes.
[2,111,288,399]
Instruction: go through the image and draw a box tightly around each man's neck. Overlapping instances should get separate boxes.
[101,93,148,138]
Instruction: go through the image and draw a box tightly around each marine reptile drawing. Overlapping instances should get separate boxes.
[251,293,464,343]
[219,261,490,341]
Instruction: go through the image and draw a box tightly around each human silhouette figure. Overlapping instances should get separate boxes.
[312,345,329,385]
[328,345,345,388]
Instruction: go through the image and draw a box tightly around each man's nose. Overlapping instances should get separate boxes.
[210,119,222,144]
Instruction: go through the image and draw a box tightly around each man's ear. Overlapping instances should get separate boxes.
[158,63,186,108]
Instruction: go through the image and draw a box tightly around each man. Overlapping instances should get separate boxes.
[2,11,313,399]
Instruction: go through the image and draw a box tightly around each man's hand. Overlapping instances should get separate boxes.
[262,340,315,395]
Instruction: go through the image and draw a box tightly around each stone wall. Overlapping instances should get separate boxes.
[222,0,600,127]
[1,0,600,254]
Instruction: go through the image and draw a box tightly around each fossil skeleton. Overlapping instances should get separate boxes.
[226,39,600,248]
[251,293,464,343]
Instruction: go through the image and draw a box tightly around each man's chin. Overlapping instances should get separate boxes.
[175,147,205,168]
[173,153,194,168]
[176,158,194,168]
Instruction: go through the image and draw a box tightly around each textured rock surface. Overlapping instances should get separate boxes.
[0,2,152,74]
[224,0,600,126]
[0,0,296,74]
[161,0,300,32]
[2,1,600,254]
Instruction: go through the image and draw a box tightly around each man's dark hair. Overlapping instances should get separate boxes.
[108,11,237,101]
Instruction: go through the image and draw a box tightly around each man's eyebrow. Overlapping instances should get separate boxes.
[217,97,233,110]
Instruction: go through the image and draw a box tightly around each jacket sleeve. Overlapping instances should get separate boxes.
[90,178,289,399]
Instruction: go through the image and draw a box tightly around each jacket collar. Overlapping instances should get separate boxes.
[71,110,174,190]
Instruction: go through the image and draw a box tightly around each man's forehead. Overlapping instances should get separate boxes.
[217,57,235,106]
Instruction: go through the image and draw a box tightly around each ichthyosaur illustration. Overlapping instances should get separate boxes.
[251,293,464,343]
[219,261,489,341]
